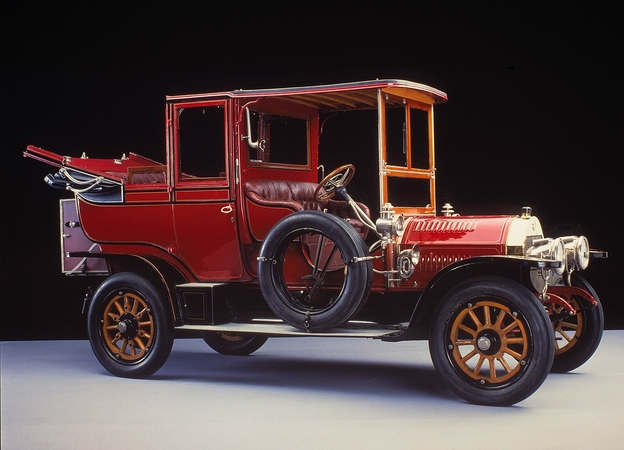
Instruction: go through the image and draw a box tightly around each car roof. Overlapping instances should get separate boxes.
[166,79,448,111]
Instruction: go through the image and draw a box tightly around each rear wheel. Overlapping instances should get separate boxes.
[258,210,372,332]
[429,276,554,406]
[202,332,268,356]
[87,272,174,378]
[550,275,604,373]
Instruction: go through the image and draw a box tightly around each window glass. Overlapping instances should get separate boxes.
[385,105,406,167]
[410,107,430,169]
[387,177,431,207]
[248,111,308,166]
[178,105,226,178]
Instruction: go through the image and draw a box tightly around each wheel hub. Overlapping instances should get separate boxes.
[476,330,501,355]
[477,336,492,351]
[117,313,139,339]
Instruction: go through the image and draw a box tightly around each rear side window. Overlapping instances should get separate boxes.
[177,104,226,179]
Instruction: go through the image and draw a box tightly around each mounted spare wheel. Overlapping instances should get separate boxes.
[258,210,373,332]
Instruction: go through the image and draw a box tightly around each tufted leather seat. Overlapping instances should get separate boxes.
[244,179,370,237]
[104,166,166,185]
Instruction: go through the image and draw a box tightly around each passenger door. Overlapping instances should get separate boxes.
[170,100,244,280]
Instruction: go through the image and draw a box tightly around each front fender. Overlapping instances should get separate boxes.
[387,255,560,341]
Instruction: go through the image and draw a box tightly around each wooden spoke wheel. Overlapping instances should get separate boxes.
[429,276,554,406]
[88,272,173,378]
[101,291,154,362]
[202,332,268,356]
[549,275,604,373]
[447,300,529,385]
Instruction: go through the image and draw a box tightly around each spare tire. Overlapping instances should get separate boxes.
[258,210,373,332]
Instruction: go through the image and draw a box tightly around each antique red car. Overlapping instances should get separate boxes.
[24,79,606,406]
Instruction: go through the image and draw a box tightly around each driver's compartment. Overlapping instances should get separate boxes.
[244,179,370,241]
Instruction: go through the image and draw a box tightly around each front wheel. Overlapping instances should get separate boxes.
[87,272,174,378]
[202,332,268,356]
[429,276,554,406]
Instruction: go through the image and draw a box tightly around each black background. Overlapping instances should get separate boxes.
[2,4,622,339]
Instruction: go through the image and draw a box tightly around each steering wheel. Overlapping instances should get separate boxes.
[315,164,355,201]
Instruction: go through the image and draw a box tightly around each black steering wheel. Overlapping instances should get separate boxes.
[315,164,355,201]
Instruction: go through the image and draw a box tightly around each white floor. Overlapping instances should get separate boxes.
[2,331,623,450]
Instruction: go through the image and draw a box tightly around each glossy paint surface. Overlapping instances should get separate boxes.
[25,80,523,287]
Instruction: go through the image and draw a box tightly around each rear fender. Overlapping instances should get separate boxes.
[104,255,188,326]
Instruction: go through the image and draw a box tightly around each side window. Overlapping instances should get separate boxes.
[247,111,308,166]
[385,105,407,167]
[382,97,434,212]
[410,106,430,170]
[178,104,226,179]
[384,102,431,170]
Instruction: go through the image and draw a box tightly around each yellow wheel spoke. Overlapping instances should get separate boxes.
[457,323,477,337]
[483,305,492,327]
[461,348,478,363]
[138,330,151,339]
[473,355,486,374]
[131,298,139,315]
[498,356,513,373]
[503,347,523,361]
[467,310,483,329]
[134,337,146,350]
[494,309,507,329]
[558,329,573,343]
[489,357,497,379]
[558,321,578,332]
[503,337,526,345]
[501,321,520,335]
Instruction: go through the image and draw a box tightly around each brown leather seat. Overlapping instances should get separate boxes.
[244,179,370,238]
[104,166,166,185]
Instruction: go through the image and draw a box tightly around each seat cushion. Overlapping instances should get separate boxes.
[244,179,371,239]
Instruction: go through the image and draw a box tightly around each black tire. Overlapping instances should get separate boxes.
[87,272,174,378]
[550,275,604,373]
[202,332,268,355]
[429,276,554,406]
[258,210,373,332]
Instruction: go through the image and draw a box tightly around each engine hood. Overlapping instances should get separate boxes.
[401,215,544,253]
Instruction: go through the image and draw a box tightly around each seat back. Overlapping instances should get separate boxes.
[244,179,371,240]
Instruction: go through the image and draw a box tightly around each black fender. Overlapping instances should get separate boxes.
[389,255,555,341]
[79,253,188,326]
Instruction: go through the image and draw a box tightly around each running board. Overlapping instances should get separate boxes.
[176,320,407,339]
